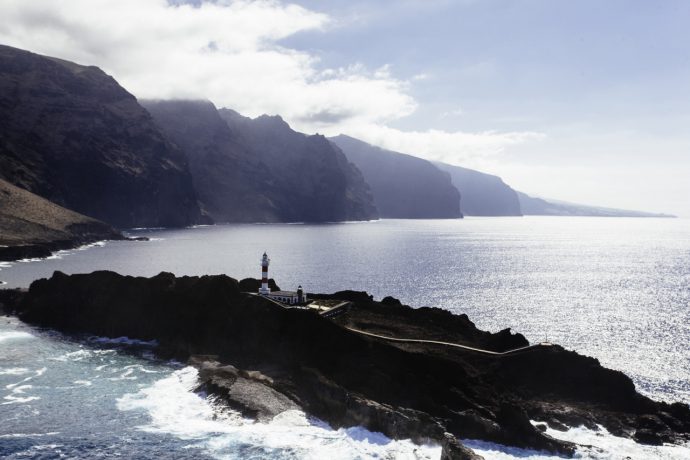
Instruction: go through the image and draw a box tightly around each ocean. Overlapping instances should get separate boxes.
[1,217,689,459]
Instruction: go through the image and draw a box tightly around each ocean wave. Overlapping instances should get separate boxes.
[117,367,442,459]
[0,367,30,376]
[0,432,60,439]
[0,331,35,343]
[2,394,40,405]
[463,423,690,459]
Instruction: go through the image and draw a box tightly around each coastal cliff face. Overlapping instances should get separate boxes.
[0,45,201,228]
[143,100,377,223]
[142,100,275,223]
[219,108,378,222]
[0,179,123,261]
[433,162,523,217]
[330,135,462,219]
[7,271,690,457]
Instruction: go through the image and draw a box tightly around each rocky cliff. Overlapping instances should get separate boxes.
[143,100,377,223]
[434,162,522,216]
[330,135,462,219]
[5,271,689,457]
[0,45,201,228]
[0,179,123,261]
[218,108,378,222]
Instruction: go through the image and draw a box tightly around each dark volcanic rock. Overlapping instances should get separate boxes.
[8,271,690,456]
[0,178,123,261]
[142,100,378,223]
[0,45,201,228]
[434,162,522,216]
[330,135,461,219]
[441,432,484,460]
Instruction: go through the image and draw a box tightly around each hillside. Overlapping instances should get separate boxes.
[0,44,201,228]
[517,192,676,217]
[144,100,377,223]
[330,135,461,219]
[0,179,122,261]
[434,162,522,216]
[205,106,377,222]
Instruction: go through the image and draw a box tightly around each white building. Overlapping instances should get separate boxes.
[258,252,307,305]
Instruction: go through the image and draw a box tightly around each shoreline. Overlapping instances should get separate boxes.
[2,270,689,459]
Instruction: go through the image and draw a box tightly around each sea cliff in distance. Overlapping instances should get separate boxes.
[143,100,378,223]
[330,134,462,219]
[0,44,378,230]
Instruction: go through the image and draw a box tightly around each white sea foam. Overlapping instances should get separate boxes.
[0,432,60,438]
[0,367,30,375]
[0,331,34,343]
[118,367,442,459]
[2,394,40,405]
[463,423,690,459]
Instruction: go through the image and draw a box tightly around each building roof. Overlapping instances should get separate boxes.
[268,291,300,296]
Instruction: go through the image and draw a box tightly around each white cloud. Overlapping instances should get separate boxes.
[326,124,545,167]
[439,107,465,118]
[0,0,541,161]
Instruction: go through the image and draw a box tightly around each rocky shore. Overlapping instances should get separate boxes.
[0,178,127,262]
[2,271,689,458]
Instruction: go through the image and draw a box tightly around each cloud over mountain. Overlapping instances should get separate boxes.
[0,0,540,165]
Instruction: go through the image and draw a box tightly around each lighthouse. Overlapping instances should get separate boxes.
[259,252,271,295]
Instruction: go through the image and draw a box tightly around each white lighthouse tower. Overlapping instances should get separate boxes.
[259,252,271,295]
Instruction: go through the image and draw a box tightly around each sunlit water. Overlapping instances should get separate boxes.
[1,217,689,459]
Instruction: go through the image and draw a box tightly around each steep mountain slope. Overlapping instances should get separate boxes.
[144,100,377,223]
[0,178,122,261]
[434,162,522,216]
[0,45,201,228]
[330,135,462,219]
[141,100,276,222]
[517,192,675,217]
[217,109,378,222]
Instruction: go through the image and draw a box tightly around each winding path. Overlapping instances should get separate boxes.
[344,326,552,356]
[251,293,551,356]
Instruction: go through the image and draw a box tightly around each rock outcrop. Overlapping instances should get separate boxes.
[0,178,123,261]
[142,100,378,223]
[433,162,522,216]
[5,271,690,457]
[0,45,201,228]
[330,135,462,219]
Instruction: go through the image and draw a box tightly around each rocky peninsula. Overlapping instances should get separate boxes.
[1,271,689,459]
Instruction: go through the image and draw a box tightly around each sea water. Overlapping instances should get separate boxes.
[1,217,689,459]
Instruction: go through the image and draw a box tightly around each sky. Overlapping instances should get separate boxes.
[0,0,688,216]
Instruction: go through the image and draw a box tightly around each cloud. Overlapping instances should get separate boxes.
[0,0,541,162]
[330,124,545,167]
[439,107,465,118]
